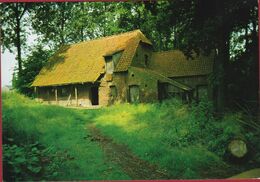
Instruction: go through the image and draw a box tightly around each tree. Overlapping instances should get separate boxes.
[13,45,53,95]
[1,3,30,76]
[156,0,258,112]
[30,2,75,49]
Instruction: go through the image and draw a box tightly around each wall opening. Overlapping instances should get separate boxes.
[157,81,168,101]
[144,54,149,67]
[110,85,117,104]
[129,85,140,103]
[104,51,123,74]
[105,56,114,74]
[90,86,99,105]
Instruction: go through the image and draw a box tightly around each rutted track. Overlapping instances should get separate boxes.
[87,124,170,180]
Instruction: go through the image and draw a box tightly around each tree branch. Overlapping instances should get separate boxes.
[19,3,28,20]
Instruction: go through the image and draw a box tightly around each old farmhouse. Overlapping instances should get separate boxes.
[32,30,214,107]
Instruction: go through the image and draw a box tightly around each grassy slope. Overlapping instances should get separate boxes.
[80,100,259,179]
[80,101,229,179]
[3,92,259,180]
[2,92,130,180]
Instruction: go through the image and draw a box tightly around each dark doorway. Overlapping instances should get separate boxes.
[129,85,140,103]
[91,87,99,105]
[158,81,168,101]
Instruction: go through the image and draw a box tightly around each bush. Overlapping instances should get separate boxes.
[3,143,63,181]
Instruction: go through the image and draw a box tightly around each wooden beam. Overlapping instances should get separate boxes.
[75,86,78,106]
[47,88,50,100]
[34,87,37,98]
[55,87,58,104]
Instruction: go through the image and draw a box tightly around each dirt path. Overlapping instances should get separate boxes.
[87,124,170,180]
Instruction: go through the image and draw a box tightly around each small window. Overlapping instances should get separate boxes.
[110,86,117,97]
[105,56,114,74]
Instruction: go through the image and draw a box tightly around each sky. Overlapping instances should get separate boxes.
[1,50,16,87]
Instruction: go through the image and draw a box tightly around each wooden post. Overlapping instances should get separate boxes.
[75,86,78,106]
[55,87,58,104]
[34,87,38,99]
[34,87,36,94]
[47,89,50,100]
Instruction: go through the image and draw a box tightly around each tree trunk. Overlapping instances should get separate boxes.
[15,4,22,76]
[80,27,84,42]
[214,31,230,114]
[213,1,230,113]
[60,3,66,45]
[228,139,247,158]
[80,3,84,41]
[173,26,178,49]
[245,25,249,52]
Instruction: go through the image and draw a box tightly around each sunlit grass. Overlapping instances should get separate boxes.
[3,91,258,180]
[80,99,249,179]
[2,91,129,180]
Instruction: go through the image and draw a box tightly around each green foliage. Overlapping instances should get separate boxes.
[0,3,28,53]
[12,45,53,96]
[3,143,63,181]
[0,3,31,75]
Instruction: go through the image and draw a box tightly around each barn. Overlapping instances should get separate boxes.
[32,30,213,107]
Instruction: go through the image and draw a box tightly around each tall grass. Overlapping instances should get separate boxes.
[3,91,259,180]
[2,91,129,180]
[81,99,259,179]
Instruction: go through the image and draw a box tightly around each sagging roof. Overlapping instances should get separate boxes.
[150,50,214,78]
[129,66,192,91]
[32,29,152,87]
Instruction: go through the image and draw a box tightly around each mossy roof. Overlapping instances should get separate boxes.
[150,50,214,77]
[32,30,152,87]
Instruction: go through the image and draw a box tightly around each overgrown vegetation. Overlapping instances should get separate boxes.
[2,91,129,181]
[3,91,260,180]
[88,100,260,179]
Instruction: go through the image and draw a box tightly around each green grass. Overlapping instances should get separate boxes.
[80,100,259,179]
[2,91,260,180]
[80,101,229,179]
[2,91,130,180]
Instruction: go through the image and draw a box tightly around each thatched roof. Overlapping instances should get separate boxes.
[150,50,214,78]
[32,30,152,87]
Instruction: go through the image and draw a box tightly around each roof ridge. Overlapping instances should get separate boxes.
[153,49,180,54]
[73,29,141,46]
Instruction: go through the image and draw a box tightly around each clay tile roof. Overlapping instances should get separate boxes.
[114,37,140,72]
[150,50,214,78]
[32,29,152,87]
